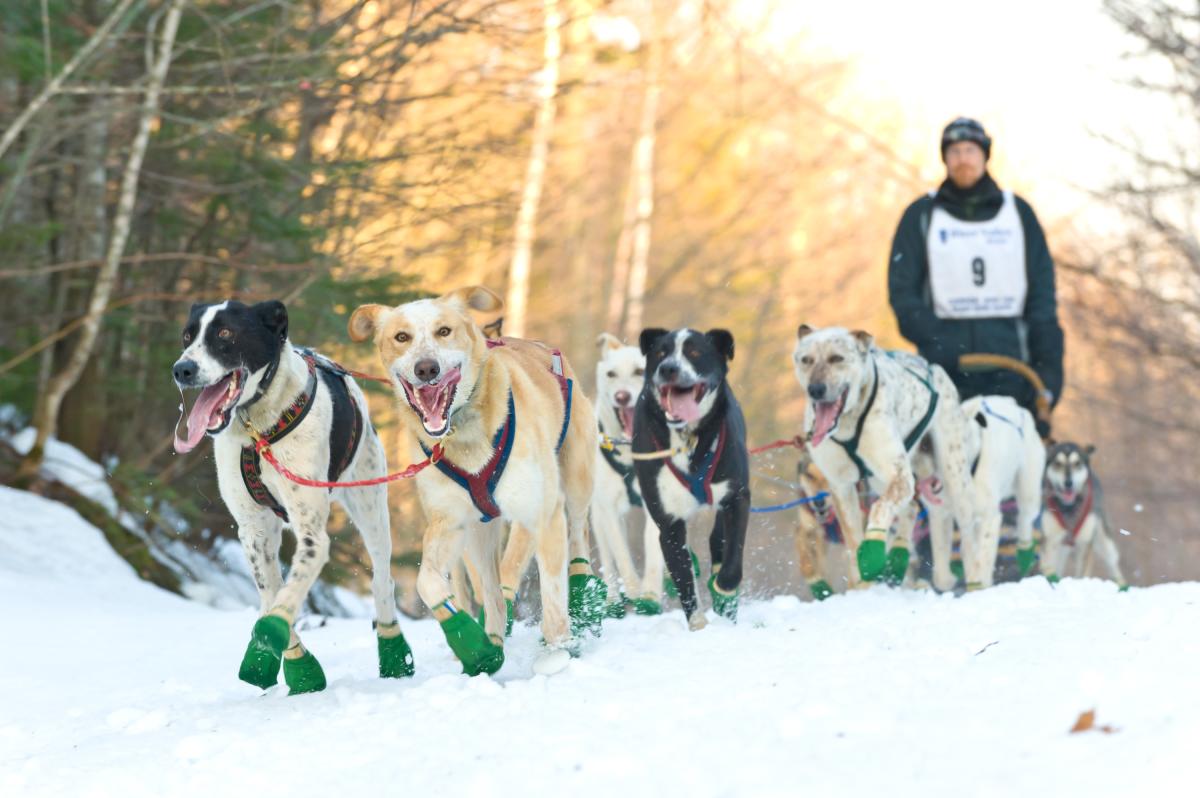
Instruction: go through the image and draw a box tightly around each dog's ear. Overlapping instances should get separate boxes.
[705,329,735,362]
[1084,444,1096,458]
[442,285,503,314]
[481,317,504,340]
[596,332,623,351]
[639,328,669,356]
[348,304,388,343]
[254,301,288,342]
[850,329,873,353]
[975,412,988,428]
[797,324,814,340]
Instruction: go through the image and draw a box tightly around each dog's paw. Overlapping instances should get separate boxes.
[857,539,887,581]
[707,574,739,622]
[283,648,327,695]
[532,646,572,676]
[1017,545,1038,578]
[631,596,663,616]
[238,614,290,690]
[687,612,708,632]
[883,546,910,586]
[568,571,607,638]
[808,580,834,601]
[440,610,505,676]
[377,627,416,679]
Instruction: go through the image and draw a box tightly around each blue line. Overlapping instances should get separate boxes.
[750,492,830,514]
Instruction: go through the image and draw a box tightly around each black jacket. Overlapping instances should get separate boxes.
[887,174,1064,411]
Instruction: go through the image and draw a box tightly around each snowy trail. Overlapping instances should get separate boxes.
[2,485,1197,797]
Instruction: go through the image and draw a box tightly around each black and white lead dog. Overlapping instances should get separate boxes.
[633,328,750,630]
[172,300,413,694]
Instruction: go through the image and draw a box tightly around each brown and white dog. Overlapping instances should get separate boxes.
[792,326,978,591]
[591,333,666,615]
[349,286,601,675]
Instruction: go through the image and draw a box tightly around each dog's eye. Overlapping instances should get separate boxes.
[800,356,814,366]
[828,354,843,364]
[182,331,192,344]
[437,326,452,337]
[606,370,617,379]
[634,368,644,377]
[217,328,233,341]
[394,331,410,343]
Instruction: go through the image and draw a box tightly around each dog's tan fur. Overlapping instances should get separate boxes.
[350,286,597,651]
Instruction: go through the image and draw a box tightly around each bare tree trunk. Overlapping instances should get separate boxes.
[20,0,184,476]
[504,0,561,338]
[605,153,639,334]
[0,0,141,163]
[620,24,660,341]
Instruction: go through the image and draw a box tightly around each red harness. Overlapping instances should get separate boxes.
[1045,477,1094,545]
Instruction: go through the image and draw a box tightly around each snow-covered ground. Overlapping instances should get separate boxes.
[1,484,1197,798]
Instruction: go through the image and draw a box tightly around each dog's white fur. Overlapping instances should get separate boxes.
[1041,447,1126,584]
[591,334,665,605]
[792,327,978,590]
[350,287,597,654]
[959,396,1045,588]
[192,330,398,647]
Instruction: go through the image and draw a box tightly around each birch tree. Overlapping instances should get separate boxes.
[20,0,186,475]
[505,0,562,338]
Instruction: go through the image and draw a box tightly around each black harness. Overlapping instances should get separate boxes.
[831,354,939,481]
[239,349,364,522]
[598,421,643,508]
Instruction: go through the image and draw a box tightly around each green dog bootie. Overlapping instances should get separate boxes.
[604,598,628,619]
[568,560,607,637]
[809,579,834,601]
[1017,545,1038,578]
[1119,583,1130,592]
[478,598,516,638]
[238,614,290,689]
[376,626,415,679]
[707,573,740,622]
[440,610,505,676]
[857,539,887,582]
[950,559,965,582]
[664,548,701,598]
[1046,572,1060,585]
[883,546,910,586]
[631,596,663,615]
[283,648,327,695]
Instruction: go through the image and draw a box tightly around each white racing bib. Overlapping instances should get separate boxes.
[927,190,1026,319]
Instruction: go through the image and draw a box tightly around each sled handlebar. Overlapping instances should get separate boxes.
[957,353,1053,425]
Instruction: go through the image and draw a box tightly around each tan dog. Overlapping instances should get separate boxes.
[349,286,602,675]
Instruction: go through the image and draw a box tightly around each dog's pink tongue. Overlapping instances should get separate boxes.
[667,387,702,423]
[619,406,635,438]
[810,401,840,447]
[414,368,461,429]
[175,375,232,454]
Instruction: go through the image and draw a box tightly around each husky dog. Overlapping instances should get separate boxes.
[172,300,412,694]
[1041,442,1127,588]
[792,326,978,591]
[633,328,751,629]
[349,286,603,676]
[591,333,667,616]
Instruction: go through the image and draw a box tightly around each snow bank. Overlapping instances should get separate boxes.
[2,554,1195,798]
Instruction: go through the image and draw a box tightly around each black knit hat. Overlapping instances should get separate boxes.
[941,117,991,160]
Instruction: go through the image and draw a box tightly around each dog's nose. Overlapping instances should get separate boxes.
[414,358,440,383]
[173,359,198,384]
[614,390,632,406]
[657,361,680,382]
[807,382,828,401]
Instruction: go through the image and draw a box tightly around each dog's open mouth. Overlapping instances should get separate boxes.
[1059,487,1078,503]
[614,404,635,438]
[400,367,462,437]
[174,368,247,453]
[809,388,847,447]
[657,383,706,425]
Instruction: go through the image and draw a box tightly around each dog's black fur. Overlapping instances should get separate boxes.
[632,328,750,620]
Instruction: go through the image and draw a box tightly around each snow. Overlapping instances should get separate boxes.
[2,485,1197,797]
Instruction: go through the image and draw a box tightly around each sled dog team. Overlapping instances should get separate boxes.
[171,287,1125,694]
